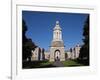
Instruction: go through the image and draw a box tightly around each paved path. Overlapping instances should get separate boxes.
[53,61,64,67]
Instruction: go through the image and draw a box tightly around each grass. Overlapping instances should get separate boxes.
[36,61,55,68]
[23,60,86,69]
[62,60,84,67]
[23,60,55,69]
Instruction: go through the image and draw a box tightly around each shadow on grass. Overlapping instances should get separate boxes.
[22,60,56,69]
[22,60,89,69]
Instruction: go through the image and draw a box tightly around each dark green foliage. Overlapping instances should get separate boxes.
[79,16,89,65]
[22,20,28,44]
[22,19,37,61]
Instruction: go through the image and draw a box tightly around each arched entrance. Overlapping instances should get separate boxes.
[54,50,61,61]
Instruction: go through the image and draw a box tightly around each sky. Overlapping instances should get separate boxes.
[22,11,89,50]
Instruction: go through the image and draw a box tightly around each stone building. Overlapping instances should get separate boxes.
[72,44,81,59]
[65,50,71,59]
[31,47,45,61]
[50,21,65,61]
[44,51,50,60]
[66,44,81,59]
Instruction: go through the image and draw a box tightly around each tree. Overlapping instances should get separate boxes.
[22,19,37,61]
[79,16,89,65]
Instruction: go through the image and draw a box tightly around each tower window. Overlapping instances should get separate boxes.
[57,32,58,38]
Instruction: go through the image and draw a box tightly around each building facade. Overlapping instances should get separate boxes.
[31,47,45,61]
[66,44,81,59]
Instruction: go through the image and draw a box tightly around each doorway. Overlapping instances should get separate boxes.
[54,50,61,61]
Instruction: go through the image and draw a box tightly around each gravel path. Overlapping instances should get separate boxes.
[53,61,64,67]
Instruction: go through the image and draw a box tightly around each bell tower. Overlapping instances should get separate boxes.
[50,21,65,61]
[53,21,62,41]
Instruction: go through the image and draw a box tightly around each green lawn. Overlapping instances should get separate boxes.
[23,60,85,69]
[23,60,55,69]
[62,60,84,67]
[36,61,54,68]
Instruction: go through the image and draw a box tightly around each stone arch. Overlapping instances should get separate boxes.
[54,49,61,61]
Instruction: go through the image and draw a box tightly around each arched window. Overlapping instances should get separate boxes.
[57,32,58,39]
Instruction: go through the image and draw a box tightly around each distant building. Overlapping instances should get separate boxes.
[31,47,45,61]
[65,50,71,59]
[66,44,81,59]
[44,51,50,60]
[74,44,81,59]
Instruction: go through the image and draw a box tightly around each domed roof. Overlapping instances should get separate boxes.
[53,21,61,30]
[51,41,64,47]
